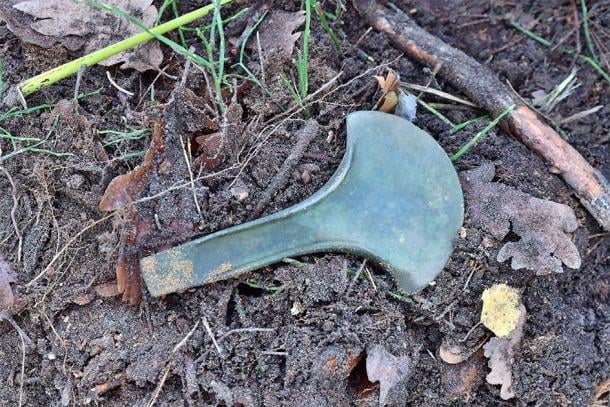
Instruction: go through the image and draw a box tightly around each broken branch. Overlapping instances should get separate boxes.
[353,0,610,231]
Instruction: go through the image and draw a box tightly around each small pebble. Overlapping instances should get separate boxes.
[301,170,312,184]
[230,185,249,202]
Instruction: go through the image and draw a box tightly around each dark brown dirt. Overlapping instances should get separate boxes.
[0,0,608,406]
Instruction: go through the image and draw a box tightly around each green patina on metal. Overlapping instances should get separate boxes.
[141,111,464,297]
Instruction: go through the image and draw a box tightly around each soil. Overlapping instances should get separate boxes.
[0,0,608,406]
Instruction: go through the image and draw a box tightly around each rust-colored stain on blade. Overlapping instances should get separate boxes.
[141,251,194,296]
[205,262,233,283]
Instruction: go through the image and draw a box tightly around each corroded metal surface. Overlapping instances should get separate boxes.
[142,111,464,297]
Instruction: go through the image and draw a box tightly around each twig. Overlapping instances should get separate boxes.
[345,259,367,297]
[401,82,477,107]
[249,120,319,219]
[262,351,288,356]
[353,0,610,231]
[73,65,88,101]
[0,312,32,407]
[459,321,483,343]
[147,365,170,407]
[201,316,224,357]
[364,267,377,292]
[179,136,203,221]
[0,166,22,263]
[172,320,200,353]
[256,32,267,89]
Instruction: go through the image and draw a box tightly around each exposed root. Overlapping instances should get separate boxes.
[0,166,22,263]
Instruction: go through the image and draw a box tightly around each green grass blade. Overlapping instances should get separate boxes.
[580,0,599,63]
[451,105,515,161]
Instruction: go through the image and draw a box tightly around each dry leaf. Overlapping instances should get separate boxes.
[0,254,17,312]
[5,0,162,71]
[480,283,522,337]
[483,304,526,400]
[374,70,401,113]
[256,10,305,58]
[366,344,414,406]
[461,163,581,274]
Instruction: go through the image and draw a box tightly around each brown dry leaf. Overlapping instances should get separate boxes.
[4,0,161,71]
[0,254,17,312]
[374,70,401,113]
[256,10,305,58]
[99,87,219,305]
[483,304,526,400]
[461,163,581,274]
[366,344,414,406]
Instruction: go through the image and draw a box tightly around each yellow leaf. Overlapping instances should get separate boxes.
[480,284,522,337]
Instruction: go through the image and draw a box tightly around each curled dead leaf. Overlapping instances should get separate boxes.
[194,133,226,170]
[439,343,468,364]
[374,70,401,113]
[99,119,164,212]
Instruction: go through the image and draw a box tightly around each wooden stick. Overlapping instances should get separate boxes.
[353,0,610,231]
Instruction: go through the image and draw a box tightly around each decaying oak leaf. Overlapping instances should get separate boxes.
[5,0,162,71]
[256,10,305,58]
[483,304,526,400]
[366,344,414,406]
[480,283,522,337]
[461,163,581,274]
[0,254,17,312]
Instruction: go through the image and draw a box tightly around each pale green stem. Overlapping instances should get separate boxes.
[19,0,233,96]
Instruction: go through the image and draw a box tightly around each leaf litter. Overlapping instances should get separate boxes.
[1,0,162,71]
[461,162,581,274]
[99,86,243,305]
